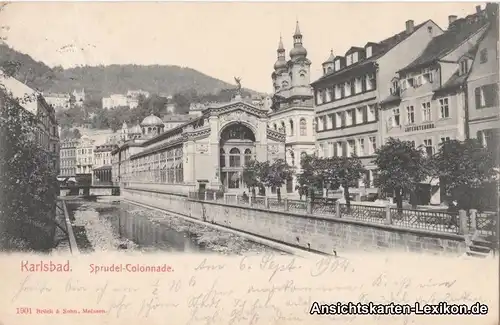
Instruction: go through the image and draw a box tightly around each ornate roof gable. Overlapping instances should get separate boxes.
[209,101,268,119]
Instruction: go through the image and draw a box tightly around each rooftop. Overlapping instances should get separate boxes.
[399,10,489,72]
[0,72,39,115]
[312,20,430,85]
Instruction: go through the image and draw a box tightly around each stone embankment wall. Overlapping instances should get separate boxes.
[122,187,467,256]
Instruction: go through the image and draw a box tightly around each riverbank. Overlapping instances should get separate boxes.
[64,199,289,255]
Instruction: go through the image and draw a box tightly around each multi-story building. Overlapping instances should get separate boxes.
[93,143,118,185]
[467,3,499,152]
[268,22,316,195]
[76,135,95,174]
[310,18,442,200]
[43,92,70,111]
[188,103,206,117]
[0,72,60,173]
[112,95,286,194]
[379,7,491,205]
[102,94,129,109]
[59,139,79,177]
[72,89,85,107]
[163,114,196,130]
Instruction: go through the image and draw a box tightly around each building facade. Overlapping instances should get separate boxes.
[268,22,316,195]
[380,8,491,205]
[59,139,78,177]
[467,4,499,152]
[0,73,60,173]
[112,98,286,194]
[93,143,117,185]
[310,18,442,199]
[43,93,70,111]
[163,114,196,130]
[76,135,95,174]
[102,94,129,109]
[72,89,85,107]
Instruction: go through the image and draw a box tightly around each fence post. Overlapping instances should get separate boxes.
[213,192,217,201]
[307,198,312,214]
[249,195,252,206]
[224,193,228,204]
[264,196,269,209]
[458,210,469,235]
[469,209,477,232]
[385,205,392,225]
[335,200,341,218]
[204,191,208,201]
[284,198,289,211]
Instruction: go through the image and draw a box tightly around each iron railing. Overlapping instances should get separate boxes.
[187,191,498,237]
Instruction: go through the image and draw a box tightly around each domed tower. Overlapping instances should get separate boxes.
[140,114,165,137]
[322,50,335,75]
[288,21,312,97]
[271,35,290,94]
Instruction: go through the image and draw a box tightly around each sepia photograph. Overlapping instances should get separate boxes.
[0,1,498,324]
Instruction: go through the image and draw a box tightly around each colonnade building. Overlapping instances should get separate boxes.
[112,98,286,194]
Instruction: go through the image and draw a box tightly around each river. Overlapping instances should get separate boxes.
[63,198,287,255]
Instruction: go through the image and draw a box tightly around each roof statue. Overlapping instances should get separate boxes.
[234,77,242,96]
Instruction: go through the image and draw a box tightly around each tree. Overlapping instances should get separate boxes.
[260,159,295,203]
[242,159,266,198]
[432,139,498,211]
[373,138,430,211]
[72,128,82,139]
[0,87,59,251]
[296,153,323,199]
[332,156,366,209]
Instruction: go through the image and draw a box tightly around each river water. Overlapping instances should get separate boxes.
[64,198,287,255]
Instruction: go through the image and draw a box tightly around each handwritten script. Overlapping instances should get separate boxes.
[0,252,497,325]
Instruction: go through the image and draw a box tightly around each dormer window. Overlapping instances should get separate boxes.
[366,46,372,58]
[459,59,469,75]
[334,59,341,70]
[327,67,333,73]
[346,55,353,66]
[352,52,359,64]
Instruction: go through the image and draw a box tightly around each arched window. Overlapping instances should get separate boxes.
[220,148,226,167]
[281,121,286,134]
[300,118,307,136]
[289,119,294,136]
[229,148,241,167]
[273,123,277,131]
[244,149,252,166]
[220,124,256,142]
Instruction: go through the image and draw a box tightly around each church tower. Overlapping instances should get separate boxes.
[287,21,312,98]
[272,35,289,95]
[267,21,316,198]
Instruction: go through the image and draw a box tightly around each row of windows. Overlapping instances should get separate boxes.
[77,148,93,155]
[59,168,76,176]
[128,147,184,184]
[61,159,76,167]
[220,148,253,168]
[315,73,376,106]
[389,98,449,128]
[95,152,111,159]
[270,118,308,136]
[322,46,375,76]
[61,149,76,157]
[318,136,378,158]
[317,105,377,132]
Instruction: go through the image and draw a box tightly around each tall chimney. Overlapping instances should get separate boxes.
[448,15,458,26]
[405,20,414,34]
[476,5,481,13]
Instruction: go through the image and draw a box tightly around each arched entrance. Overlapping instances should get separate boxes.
[219,123,256,191]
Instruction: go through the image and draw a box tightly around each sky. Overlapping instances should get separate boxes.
[0,2,484,93]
